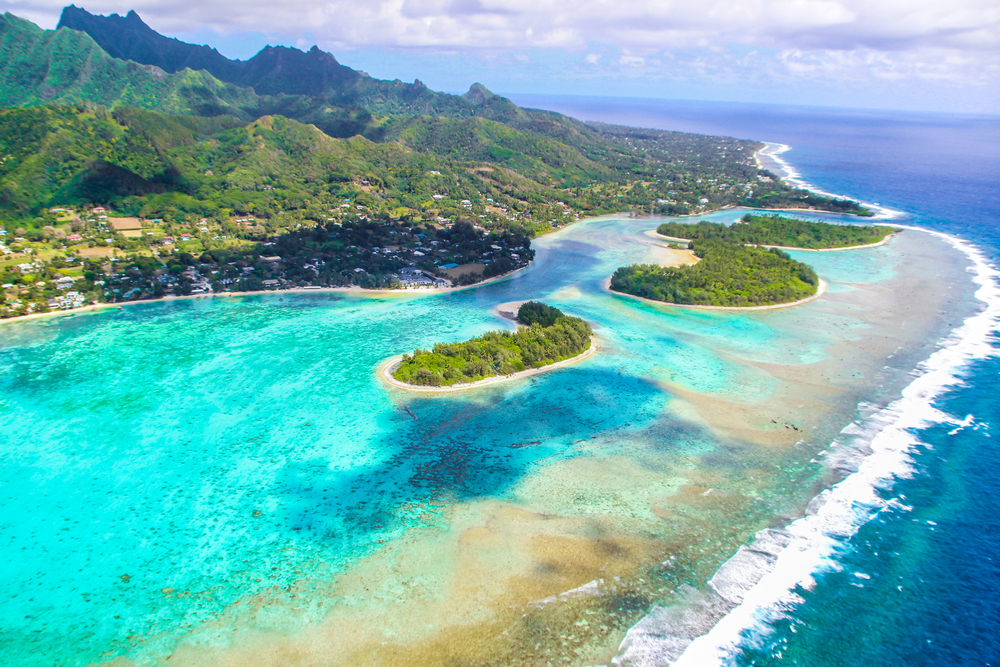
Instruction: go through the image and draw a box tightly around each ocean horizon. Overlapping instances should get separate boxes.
[2,97,998,665]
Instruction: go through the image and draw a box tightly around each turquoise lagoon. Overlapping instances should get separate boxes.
[0,212,978,665]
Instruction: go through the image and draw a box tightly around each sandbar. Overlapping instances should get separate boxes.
[490,300,528,323]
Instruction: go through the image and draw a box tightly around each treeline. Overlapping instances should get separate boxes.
[517,301,564,327]
[657,214,895,250]
[610,239,819,307]
[392,303,592,386]
[747,191,872,216]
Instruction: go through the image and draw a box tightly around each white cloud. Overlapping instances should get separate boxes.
[619,54,645,67]
[17,0,999,96]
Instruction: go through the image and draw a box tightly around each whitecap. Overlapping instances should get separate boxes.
[614,228,1000,666]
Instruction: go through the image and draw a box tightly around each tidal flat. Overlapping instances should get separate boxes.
[0,212,979,666]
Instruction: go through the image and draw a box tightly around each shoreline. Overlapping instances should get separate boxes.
[650,229,898,252]
[377,336,598,393]
[662,227,999,667]
[753,142,905,220]
[2,198,892,330]
[604,275,829,311]
[489,300,528,324]
[0,263,532,327]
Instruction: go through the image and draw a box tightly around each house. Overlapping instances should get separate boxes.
[262,279,279,288]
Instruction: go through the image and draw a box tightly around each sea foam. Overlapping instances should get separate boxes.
[614,228,1000,666]
[756,142,906,221]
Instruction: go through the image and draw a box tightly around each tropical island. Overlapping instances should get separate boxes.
[611,241,821,307]
[610,215,896,308]
[0,8,873,319]
[384,301,594,389]
[656,213,895,249]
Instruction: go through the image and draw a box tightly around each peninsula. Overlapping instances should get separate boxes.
[383,302,594,389]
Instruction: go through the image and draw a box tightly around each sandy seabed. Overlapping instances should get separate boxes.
[9,213,968,667]
[111,229,982,667]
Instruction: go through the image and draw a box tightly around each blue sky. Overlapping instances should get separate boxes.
[11,0,999,114]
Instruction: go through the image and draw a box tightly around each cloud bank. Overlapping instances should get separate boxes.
[9,0,999,109]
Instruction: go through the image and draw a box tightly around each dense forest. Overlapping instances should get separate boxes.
[610,239,819,307]
[657,214,895,249]
[516,301,566,327]
[391,302,593,386]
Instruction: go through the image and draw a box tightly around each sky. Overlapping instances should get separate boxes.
[7,0,999,114]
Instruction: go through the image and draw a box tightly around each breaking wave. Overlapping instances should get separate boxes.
[614,229,1000,666]
[756,142,906,221]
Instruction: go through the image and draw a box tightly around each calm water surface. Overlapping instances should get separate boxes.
[2,98,998,666]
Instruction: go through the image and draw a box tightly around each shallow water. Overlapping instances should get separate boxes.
[500,97,1000,666]
[0,206,979,665]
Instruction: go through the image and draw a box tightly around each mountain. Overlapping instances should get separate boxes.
[46,7,655,156]
[0,12,257,117]
[0,106,181,213]
[56,6,462,111]
[52,7,532,132]
[57,6,360,96]
[0,8,865,226]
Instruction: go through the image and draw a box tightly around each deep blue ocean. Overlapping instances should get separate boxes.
[509,95,1000,665]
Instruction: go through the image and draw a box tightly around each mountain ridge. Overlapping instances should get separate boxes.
[0,12,259,117]
[0,8,869,227]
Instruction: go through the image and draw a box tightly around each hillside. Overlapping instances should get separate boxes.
[2,7,867,215]
[0,13,257,117]
[57,6,490,117]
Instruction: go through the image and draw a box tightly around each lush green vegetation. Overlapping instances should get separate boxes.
[0,10,876,318]
[0,13,258,117]
[657,214,895,249]
[391,302,592,386]
[0,12,871,231]
[610,240,819,307]
[516,301,565,327]
[0,216,532,318]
